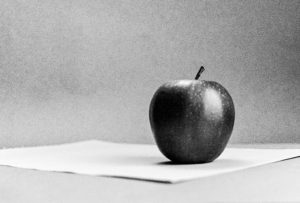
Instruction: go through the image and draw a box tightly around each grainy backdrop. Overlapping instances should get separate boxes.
[0,0,299,147]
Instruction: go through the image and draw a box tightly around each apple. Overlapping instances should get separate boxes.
[149,67,235,164]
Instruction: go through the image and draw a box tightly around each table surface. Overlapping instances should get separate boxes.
[1,144,300,202]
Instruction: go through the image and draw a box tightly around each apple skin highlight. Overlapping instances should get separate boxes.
[149,68,235,164]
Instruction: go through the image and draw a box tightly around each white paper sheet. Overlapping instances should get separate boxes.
[0,140,299,183]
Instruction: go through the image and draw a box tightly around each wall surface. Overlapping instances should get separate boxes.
[0,0,299,147]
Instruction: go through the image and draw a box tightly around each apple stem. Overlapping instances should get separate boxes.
[195,66,205,80]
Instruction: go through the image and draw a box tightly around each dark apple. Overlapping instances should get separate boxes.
[149,67,235,164]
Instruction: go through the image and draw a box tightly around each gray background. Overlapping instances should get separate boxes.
[0,0,299,147]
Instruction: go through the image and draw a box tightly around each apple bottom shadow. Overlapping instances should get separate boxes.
[156,159,250,169]
[92,156,250,170]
